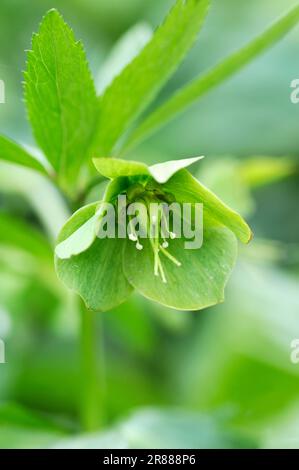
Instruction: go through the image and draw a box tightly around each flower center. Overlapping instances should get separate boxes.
[125,180,181,284]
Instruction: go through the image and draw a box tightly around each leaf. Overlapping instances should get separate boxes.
[0,212,52,263]
[0,403,66,449]
[0,135,48,175]
[24,9,99,188]
[0,161,70,241]
[95,0,210,155]
[96,22,153,94]
[124,226,237,311]
[163,170,252,243]
[124,4,299,152]
[55,203,133,311]
[93,155,203,182]
[52,408,254,449]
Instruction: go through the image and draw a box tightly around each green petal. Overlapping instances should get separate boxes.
[163,169,252,243]
[55,212,98,259]
[55,203,133,311]
[93,157,149,179]
[123,226,237,311]
[55,177,129,260]
[148,156,203,183]
[93,156,203,183]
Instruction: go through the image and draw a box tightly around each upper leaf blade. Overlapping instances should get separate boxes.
[24,9,99,188]
[0,135,48,175]
[124,4,299,152]
[96,0,210,155]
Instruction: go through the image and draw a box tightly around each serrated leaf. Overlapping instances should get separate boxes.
[124,226,237,311]
[55,202,100,259]
[24,9,99,189]
[96,0,209,155]
[0,135,48,175]
[163,170,252,243]
[55,203,133,311]
[124,4,299,152]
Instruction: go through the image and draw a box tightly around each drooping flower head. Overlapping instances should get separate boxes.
[55,157,252,312]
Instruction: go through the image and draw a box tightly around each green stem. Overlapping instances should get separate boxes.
[80,299,105,431]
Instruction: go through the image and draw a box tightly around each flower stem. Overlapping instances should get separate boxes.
[79,299,105,431]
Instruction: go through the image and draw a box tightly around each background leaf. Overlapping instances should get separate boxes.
[0,135,48,175]
[53,408,254,449]
[0,212,52,262]
[124,4,299,152]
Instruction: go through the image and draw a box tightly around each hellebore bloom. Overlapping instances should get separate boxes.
[55,156,252,312]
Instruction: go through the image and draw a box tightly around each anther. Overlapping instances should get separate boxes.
[129,233,137,242]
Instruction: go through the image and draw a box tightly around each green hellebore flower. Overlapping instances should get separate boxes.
[55,156,252,312]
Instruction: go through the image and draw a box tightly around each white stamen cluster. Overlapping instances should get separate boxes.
[128,210,181,284]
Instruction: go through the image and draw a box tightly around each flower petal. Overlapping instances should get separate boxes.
[93,157,149,179]
[55,203,133,311]
[123,226,237,311]
[55,202,99,259]
[148,156,203,183]
[163,169,253,243]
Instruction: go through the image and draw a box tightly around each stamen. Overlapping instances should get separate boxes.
[169,231,176,239]
[129,233,137,242]
[162,241,169,248]
[157,257,167,284]
[159,245,181,267]
[128,218,138,242]
[136,242,143,251]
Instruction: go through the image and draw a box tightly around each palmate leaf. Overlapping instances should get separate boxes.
[123,4,299,152]
[0,212,52,263]
[0,135,48,175]
[95,0,210,155]
[24,9,99,189]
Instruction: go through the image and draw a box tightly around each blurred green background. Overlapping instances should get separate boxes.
[0,0,299,449]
